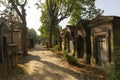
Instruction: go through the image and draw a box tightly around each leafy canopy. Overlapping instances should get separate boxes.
[68,0,102,25]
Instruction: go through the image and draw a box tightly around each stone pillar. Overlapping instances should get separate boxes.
[0,24,3,62]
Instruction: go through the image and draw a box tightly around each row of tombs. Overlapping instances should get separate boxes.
[0,17,34,73]
[0,17,35,62]
[59,16,120,66]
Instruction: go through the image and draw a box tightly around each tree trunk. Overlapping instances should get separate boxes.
[10,0,28,56]
[22,27,28,56]
[20,6,28,56]
[49,24,53,48]
[21,17,28,56]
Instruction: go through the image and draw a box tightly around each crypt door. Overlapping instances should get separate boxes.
[77,35,84,58]
[95,35,108,66]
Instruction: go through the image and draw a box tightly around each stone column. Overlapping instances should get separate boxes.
[0,24,3,62]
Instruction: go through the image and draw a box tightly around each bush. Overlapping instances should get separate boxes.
[67,55,77,65]
[113,48,120,79]
[62,50,67,60]
[104,64,116,80]
[62,50,77,65]
[104,47,120,80]
[53,45,59,52]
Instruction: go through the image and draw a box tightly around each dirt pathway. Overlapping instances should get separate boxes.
[0,45,103,80]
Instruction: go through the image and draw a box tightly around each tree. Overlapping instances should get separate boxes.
[39,25,49,38]
[68,0,102,25]
[9,0,28,56]
[37,0,74,48]
[39,6,60,45]
[28,28,38,48]
[37,0,101,48]
[38,4,50,38]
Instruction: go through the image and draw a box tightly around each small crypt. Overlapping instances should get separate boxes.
[90,16,120,66]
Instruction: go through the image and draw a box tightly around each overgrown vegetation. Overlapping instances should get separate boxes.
[104,64,115,80]
[28,28,39,48]
[113,47,120,79]
[104,47,120,80]
[52,45,59,52]
[67,55,77,65]
[62,50,77,65]
[62,50,68,60]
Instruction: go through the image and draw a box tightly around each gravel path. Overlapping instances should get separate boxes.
[0,45,103,80]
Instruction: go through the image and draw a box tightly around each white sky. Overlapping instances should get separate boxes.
[26,0,41,34]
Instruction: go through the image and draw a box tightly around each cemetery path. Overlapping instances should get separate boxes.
[1,44,106,80]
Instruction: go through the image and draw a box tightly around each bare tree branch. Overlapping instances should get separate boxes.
[10,0,22,19]
[22,0,27,7]
[16,0,27,7]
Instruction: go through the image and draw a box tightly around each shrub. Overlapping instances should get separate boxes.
[67,55,77,65]
[104,47,120,80]
[113,47,120,79]
[62,50,77,65]
[104,64,116,80]
[62,50,68,60]
[53,45,59,52]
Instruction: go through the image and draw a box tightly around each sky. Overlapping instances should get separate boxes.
[26,0,41,34]
[95,0,120,16]
[1,0,120,35]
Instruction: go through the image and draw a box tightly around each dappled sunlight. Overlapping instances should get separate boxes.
[0,45,105,80]
[15,48,85,80]
[18,60,45,75]
[17,58,80,80]
[17,64,28,74]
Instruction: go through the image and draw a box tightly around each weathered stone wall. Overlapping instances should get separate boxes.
[90,23,113,66]
[113,23,120,47]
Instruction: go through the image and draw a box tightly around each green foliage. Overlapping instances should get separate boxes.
[67,55,77,65]
[62,50,77,65]
[39,25,49,38]
[38,1,61,40]
[44,0,74,24]
[62,50,68,60]
[113,47,120,79]
[53,45,59,52]
[37,0,75,47]
[104,64,116,80]
[37,0,103,47]
[38,4,49,37]
[104,47,120,80]
[28,28,39,46]
[68,0,103,25]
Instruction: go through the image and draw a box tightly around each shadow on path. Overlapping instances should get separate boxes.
[29,45,49,51]
[0,45,102,80]
[16,51,98,80]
